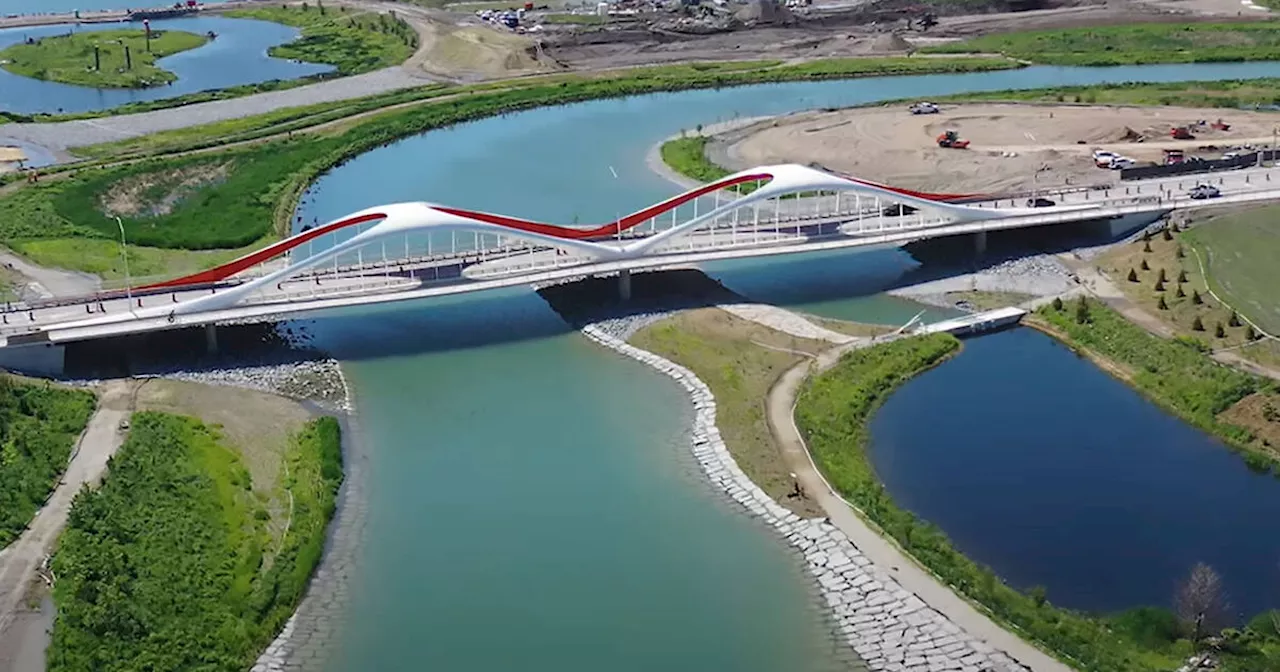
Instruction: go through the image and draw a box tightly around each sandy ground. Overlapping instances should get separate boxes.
[718,103,1280,194]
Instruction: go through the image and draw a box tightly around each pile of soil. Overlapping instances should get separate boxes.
[852,31,913,53]
[735,0,795,26]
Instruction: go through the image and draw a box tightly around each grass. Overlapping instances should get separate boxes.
[941,77,1280,108]
[944,290,1034,311]
[1183,205,1280,336]
[0,28,208,89]
[631,308,830,518]
[794,332,1280,672]
[1034,298,1280,468]
[48,411,342,672]
[0,376,96,549]
[1095,226,1280,370]
[924,22,1280,66]
[225,5,416,76]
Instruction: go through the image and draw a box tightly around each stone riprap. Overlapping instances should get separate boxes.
[584,323,1029,672]
[719,303,855,344]
[251,362,367,672]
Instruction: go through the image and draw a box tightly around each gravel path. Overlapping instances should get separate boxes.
[0,67,435,153]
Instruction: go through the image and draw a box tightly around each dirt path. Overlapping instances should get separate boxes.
[766,342,1075,672]
[0,249,100,300]
[0,381,135,658]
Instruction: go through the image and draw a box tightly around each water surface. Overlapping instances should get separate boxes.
[868,328,1280,619]
[1,0,228,16]
[0,16,331,114]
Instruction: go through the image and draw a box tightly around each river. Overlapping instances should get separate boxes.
[0,16,331,115]
[279,61,1280,669]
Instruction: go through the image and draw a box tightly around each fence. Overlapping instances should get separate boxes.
[1121,150,1280,181]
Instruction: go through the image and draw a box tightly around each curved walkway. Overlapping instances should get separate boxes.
[766,340,1075,672]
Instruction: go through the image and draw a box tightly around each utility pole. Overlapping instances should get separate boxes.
[114,216,134,314]
[93,45,100,71]
[143,19,151,53]
[124,45,131,70]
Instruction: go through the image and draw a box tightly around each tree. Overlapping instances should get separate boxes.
[1230,312,1242,327]
[1215,322,1226,338]
[1155,278,1165,292]
[1141,259,1150,271]
[1171,221,1181,233]
[1192,316,1204,331]
[1162,227,1173,241]
[1247,325,1258,341]
[1178,269,1188,283]
[1176,284,1186,298]
[1157,295,1168,310]
[1075,296,1090,324]
[1192,290,1203,305]
[1176,244,1185,259]
[1051,297,1064,311]
[1127,268,1139,283]
[1176,562,1230,646]
[1158,268,1167,282]
[1143,240,1153,253]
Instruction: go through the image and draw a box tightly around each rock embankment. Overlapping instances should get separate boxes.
[583,323,1028,672]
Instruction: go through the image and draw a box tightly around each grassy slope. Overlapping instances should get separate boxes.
[225,5,416,75]
[0,29,208,88]
[48,412,342,672]
[0,377,96,549]
[924,22,1280,65]
[1183,205,1280,336]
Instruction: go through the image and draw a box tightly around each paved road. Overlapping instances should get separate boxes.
[766,343,1076,672]
[0,381,133,655]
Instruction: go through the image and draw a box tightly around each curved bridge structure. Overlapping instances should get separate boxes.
[4,161,1280,350]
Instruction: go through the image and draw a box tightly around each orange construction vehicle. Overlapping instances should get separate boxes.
[1211,118,1231,131]
[936,129,970,149]
[1171,126,1195,140]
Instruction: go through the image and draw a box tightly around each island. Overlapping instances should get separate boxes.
[0,27,210,89]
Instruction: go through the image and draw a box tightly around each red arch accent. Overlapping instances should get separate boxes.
[137,172,775,291]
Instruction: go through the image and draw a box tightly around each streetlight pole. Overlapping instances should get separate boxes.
[114,216,134,312]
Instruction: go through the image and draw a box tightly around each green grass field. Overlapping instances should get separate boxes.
[1184,205,1280,336]
[925,22,1280,65]
[0,28,208,88]
[48,412,341,672]
[225,5,416,75]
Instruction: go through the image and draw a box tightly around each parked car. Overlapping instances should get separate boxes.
[1026,197,1056,207]
[1109,156,1136,170]
[1092,150,1118,168]
[882,203,918,216]
[1189,184,1221,200]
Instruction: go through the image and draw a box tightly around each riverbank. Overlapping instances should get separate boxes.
[589,318,1035,672]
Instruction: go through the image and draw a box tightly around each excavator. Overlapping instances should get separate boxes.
[936,129,970,149]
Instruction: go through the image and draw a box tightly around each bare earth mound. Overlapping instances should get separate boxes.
[717,103,1280,194]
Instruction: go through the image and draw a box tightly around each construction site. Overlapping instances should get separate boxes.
[703,102,1280,193]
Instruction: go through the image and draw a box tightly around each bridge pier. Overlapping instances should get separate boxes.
[204,324,219,355]
[973,230,988,258]
[618,269,632,302]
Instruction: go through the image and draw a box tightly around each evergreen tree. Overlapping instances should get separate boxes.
[1127,268,1139,283]
[1176,244,1185,259]
[1178,269,1188,283]
[1215,322,1226,338]
[1143,240,1153,253]
[1157,295,1168,310]
[1229,312,1242,327]
[1051,297,1064,311]
[1141,259,1150,271]
[1075,296,1090,324]
[1155,278,1165,292]
[1192,290,1203,305]
[1158,268,1167,282]
[1176,285,1186,298]
[1247,325,1258,341]
[1192,316,1204,331]
[1162,228,1173,241]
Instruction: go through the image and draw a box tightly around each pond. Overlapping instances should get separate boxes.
[0,15,331,115]
[868,327,1280,619]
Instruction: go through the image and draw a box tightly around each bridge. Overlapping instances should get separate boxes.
[3,162,1280,365]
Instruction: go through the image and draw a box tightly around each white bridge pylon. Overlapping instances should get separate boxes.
[149,163,1029,317]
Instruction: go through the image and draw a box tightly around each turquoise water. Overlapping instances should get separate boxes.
[0,16,331,115]
[282,61,1280,668]
[0,0,227,15]
[869,328,1280,619]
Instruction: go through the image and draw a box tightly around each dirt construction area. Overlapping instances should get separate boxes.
[714,103,1280,194]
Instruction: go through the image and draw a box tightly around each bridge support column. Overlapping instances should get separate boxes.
[618,269,632,302]
[204,324,219,355]
[974,230,988,258]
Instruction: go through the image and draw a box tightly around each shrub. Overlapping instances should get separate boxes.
[1051,296,1064,311]
[1075,296,1090,324]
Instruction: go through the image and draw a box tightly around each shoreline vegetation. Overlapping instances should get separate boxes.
[223,5,417,76]
[47,411,343,672]
[923,22,1280,66]
[0,56,1019,282]
[0,28,209,89]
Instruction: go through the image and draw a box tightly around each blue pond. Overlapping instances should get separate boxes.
[0,15,332,114]
[868,328,1280,620]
